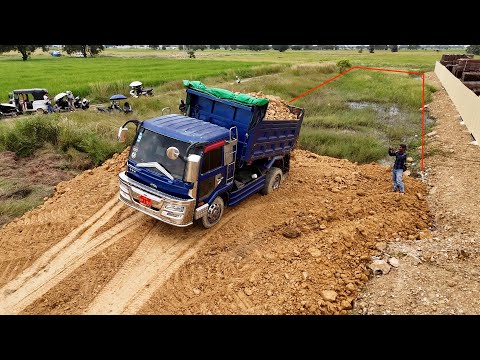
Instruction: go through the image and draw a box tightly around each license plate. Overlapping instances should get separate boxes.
[139,195,152,207]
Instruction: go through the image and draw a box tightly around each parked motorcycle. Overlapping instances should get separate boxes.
[129,81,154,98]
[97,94,133,114]
[53,92,73,112]
[74,96,90,110]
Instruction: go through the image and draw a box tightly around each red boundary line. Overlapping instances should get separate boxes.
[289,66,425,171]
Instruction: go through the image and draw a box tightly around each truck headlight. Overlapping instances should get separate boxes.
[162,211,183,219]
[164,204,185,213]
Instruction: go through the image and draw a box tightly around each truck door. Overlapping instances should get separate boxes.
[198,141,225,203]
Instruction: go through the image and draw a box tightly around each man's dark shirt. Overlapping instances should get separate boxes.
[389,149,407,170]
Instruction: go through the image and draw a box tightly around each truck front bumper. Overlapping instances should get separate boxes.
[118,171,196,227]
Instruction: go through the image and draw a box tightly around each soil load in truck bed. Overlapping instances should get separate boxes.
[248,92,299,121]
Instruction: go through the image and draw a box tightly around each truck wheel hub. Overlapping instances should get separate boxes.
[207,203,221,222]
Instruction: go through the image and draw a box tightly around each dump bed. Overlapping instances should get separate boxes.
[186,88,304,162]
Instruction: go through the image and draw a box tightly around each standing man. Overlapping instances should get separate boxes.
[388,144,407,195]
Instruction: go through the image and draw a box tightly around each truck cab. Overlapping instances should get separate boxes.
[117,82,304,228]
[118,114,238,227]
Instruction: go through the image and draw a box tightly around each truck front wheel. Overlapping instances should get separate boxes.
[201,196,224,228]
[261,167,283,195]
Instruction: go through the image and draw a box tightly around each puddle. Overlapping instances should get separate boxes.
[347,101,402,118]
[347,101,436,126]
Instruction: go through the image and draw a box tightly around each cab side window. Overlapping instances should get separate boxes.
[201,147,222,174]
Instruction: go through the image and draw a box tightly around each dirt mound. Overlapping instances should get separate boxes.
[354,72,480,315]
[139,150,431,314]
[248,91,298,120]
[0,145,431,314]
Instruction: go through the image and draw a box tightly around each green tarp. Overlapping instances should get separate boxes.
[183,80,269,107]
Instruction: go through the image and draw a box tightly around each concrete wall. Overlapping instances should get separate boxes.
[435,61,480,141]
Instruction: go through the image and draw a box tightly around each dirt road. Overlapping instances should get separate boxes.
[0,136,431,314]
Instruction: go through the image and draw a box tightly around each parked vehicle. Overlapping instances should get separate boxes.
[53,92,72,112]
[129,81,154,98]
[0,103,19,117]
[116,81,304,228]
[8,88,49,114]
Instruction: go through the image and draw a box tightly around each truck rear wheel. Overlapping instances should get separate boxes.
[201,196,224,228]
[261,167,283,195]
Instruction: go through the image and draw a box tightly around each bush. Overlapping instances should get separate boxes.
[0,117,59,157]
[336,60,352,73]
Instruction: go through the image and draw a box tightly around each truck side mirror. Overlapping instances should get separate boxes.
[117,127,128,142]
[166,146,180,160]
[184,154,201,183]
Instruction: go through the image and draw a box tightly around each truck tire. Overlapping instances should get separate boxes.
[201,196,224,228]
[261,167,283,195]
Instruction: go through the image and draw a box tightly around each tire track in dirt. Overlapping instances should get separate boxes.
[85,210,239,314]
[0,196,143,314]
[137,195,294,315]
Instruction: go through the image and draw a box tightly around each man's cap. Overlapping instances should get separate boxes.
[400,144,407,149]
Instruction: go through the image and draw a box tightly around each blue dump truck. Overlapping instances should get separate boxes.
[117,81,305,228]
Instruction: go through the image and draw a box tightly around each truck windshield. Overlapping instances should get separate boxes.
[129,128,189,180]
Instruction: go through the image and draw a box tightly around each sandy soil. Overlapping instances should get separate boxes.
[0,71,475,315]
[354,72,480,315]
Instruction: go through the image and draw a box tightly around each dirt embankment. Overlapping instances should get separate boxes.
[354,72,480,315]
[0,143,431,314]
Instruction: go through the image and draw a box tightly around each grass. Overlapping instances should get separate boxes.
[0,55,278,102]
[101,48,458,72]
[0,114,128,166]
[299,128,386,163]
[0,50,439,165]
[0,178,53,227]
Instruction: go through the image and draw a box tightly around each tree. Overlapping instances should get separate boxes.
[390,45,399,52]
[407,45,420,50]
[179,45,184,50]
[230,45,238,50]
[291,45,303,50]
[149,45,160,49]
[272,45,289,52]
[190,45,207,51]
[63,45,105,57]
[240,45,270,51]
[244,45,262,51]
[0,45,48,61]
[209,45,220,50]
[466,45,480,55]
[369,45,375,53]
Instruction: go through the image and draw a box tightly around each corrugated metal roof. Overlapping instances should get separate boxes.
[142,114,230,144]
